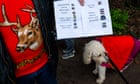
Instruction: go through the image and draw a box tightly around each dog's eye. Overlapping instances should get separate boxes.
[98,54,102,57]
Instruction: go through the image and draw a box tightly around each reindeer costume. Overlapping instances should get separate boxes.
[0,0,58,84]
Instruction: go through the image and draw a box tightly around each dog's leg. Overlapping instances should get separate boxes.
[96,65,106,84]
[93,63,98,74]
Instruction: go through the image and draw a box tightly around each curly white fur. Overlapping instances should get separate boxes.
[83,40,108,84]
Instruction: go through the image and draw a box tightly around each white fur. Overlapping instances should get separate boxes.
[83,40,108,84]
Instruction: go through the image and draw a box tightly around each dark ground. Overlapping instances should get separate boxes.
[56,1,140,84]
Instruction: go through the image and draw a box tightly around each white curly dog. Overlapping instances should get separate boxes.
[83,40,108,84]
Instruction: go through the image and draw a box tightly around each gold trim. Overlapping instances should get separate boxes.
[16,49,46,69]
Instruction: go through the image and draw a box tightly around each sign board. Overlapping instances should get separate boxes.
[54,0,113,40]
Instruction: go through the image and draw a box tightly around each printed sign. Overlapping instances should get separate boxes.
[54,0,113,39]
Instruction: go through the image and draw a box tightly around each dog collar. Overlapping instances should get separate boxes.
[101,62,114,69]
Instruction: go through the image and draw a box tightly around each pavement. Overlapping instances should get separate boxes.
[56,38,140,84]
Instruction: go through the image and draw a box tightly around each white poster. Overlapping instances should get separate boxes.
[54,0,113,40]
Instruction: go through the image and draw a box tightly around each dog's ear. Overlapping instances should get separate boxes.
[83,44,93,64]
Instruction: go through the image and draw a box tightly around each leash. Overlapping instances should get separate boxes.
[109,58,130,84]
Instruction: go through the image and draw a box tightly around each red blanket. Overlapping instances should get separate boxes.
[98,35,134,70]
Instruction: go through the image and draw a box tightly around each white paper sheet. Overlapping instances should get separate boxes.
[54,0,113,40]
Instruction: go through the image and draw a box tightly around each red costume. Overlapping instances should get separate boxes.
[0,0,48,77]
[98,35,134,71]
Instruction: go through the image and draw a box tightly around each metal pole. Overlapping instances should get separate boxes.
[109,58,129,84]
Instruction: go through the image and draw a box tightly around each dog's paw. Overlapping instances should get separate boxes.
[96,78,104,84]
[93,69,98,74]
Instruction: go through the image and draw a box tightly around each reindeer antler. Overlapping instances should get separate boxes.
[21,4,36,13]
[0,4,17,26]
[21,4,39,28]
